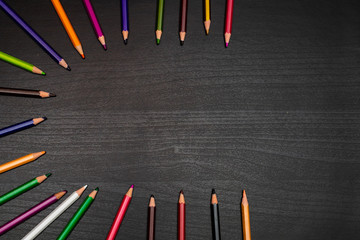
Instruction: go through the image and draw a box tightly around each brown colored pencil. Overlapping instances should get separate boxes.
[148,195,156,240]
[241,190,251,240]
[179,0,188,45]
[0,87,56,98]
[178,190,185,240]
[0,151,46,174]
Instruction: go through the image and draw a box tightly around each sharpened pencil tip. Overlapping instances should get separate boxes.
[49,93,56,97]
[95,187,99,191]
[41,72,46,76]
[150,194,154,198]
[130,184,134,189]
[45,173,52,177]
[66,66,71,71]
[124,39,128,45]
[212,189,216,194]
[103,44,107,50]
[225,43,229,48]
[180,41,184,46]
[156,39,160,45]
[42,117,47,121]
[180,189,184,194]
[81,54,85,59]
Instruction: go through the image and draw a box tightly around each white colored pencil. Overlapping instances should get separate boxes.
[21,185,87,240]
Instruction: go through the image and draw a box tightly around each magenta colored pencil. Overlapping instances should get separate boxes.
[82,0,106,50]
[0,191,66,236]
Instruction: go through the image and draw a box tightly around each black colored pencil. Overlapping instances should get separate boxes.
[211,189,221,240]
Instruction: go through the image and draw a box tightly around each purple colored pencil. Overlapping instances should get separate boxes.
[0,0,70,70]
[0,191,66,236]
[83,0,106,50]
[121,0,129,44]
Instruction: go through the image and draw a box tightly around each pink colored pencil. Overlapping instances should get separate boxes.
[82,0,106,50]
[0,191,66,235]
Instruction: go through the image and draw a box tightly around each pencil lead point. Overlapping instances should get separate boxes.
[45,173,52,177]
[180,41,184,46]
[95,187,99,191]
[130,184,134,189]
[212,189,216,194]
[150,194,154,198]
[103,44,107,50]
[81,54,85,59]
[42,117,47,121]
[66,66,71,71]
[124,39,128,45]
[225,43,229,48]
[41,71,46,76]
[180,189,184,194]
[49,93,56,97]
[156,39,160,45]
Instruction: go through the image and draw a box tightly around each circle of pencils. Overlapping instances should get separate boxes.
[0,191,66,236]
[106,185,134,240]
[224,0,234,47]
[0,87,55,98]
[204,0,211,35]
[0,117,47,138]
[0,51,45,75]
[211,189,221,240]
[147,195,156,240]
[241,190,251,240]
[82,0,107,50]
[0,151,46,174]
[179,0,188,45]
[22,185,87,240]
[0,0,70,70]
[178,190,186,240]
[120,0,129,44]
[51,0,85,59]
[0,173,51,206]
[57,188,99,240]
[155,0,164,45]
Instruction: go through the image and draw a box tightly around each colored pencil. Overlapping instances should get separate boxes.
[57,188,99,240]
[0,173,51,206]
[241,190,251,240]
[179,0,188,45]
[156,0,164,45]
[0,87,55,98]
[0,117,46,138]
[178,190,185,240]
[82,0,106,50]
[147,195,156,240]
[0,151,46,174]
[121,0,129,44]
[0,0,70,70]
[22,185,87,240]
[0,191,66,236]
[224,0,233,47]
[0,51,45,75]
[106,185,134,240]
[51,0,85,59]
[211,189,221,240]
[204,0,211,34]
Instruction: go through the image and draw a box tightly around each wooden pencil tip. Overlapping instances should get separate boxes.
[76,185,88,196]
[55,190,67,199]
[149,195,156,207]
[33,117,46,125]
[33,151,46,159]
[180,189,184,194]
[89,188,99,198]
[242,190,248,204]
[45,173,52,177]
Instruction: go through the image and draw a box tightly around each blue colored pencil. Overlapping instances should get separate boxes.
[0,117,46,138]
[120,0,129,44]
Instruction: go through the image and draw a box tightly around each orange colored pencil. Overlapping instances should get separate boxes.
[241,190,251,240]
[51,0,85,59]
[0,151,46,174]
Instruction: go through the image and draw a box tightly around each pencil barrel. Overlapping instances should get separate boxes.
[211,204,221,240]
[180,0,187,32]
[147,206,156,240]
[156,0,164,31]
[0,179,39,205]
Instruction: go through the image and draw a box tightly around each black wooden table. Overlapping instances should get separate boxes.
[1,0,360,239]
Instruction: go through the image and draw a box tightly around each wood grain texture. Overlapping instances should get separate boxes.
[1,0,360,239]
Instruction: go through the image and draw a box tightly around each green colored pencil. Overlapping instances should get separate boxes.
[0,51,45,75]
[57,187,99,240]
[155,0,164,45]
[0,173,51,206]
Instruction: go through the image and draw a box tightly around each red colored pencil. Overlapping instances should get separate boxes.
[224,0,234,47]
[106,185,134,240]
[178,190,185,240]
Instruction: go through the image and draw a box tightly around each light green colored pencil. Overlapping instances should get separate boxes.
[57,188,99,240]
[0,51,45,75]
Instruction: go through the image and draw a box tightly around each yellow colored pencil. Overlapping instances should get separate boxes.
[51,0,85,59]
[204,0,211,34]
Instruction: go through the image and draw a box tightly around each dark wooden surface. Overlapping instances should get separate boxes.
[1,0,360,239]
